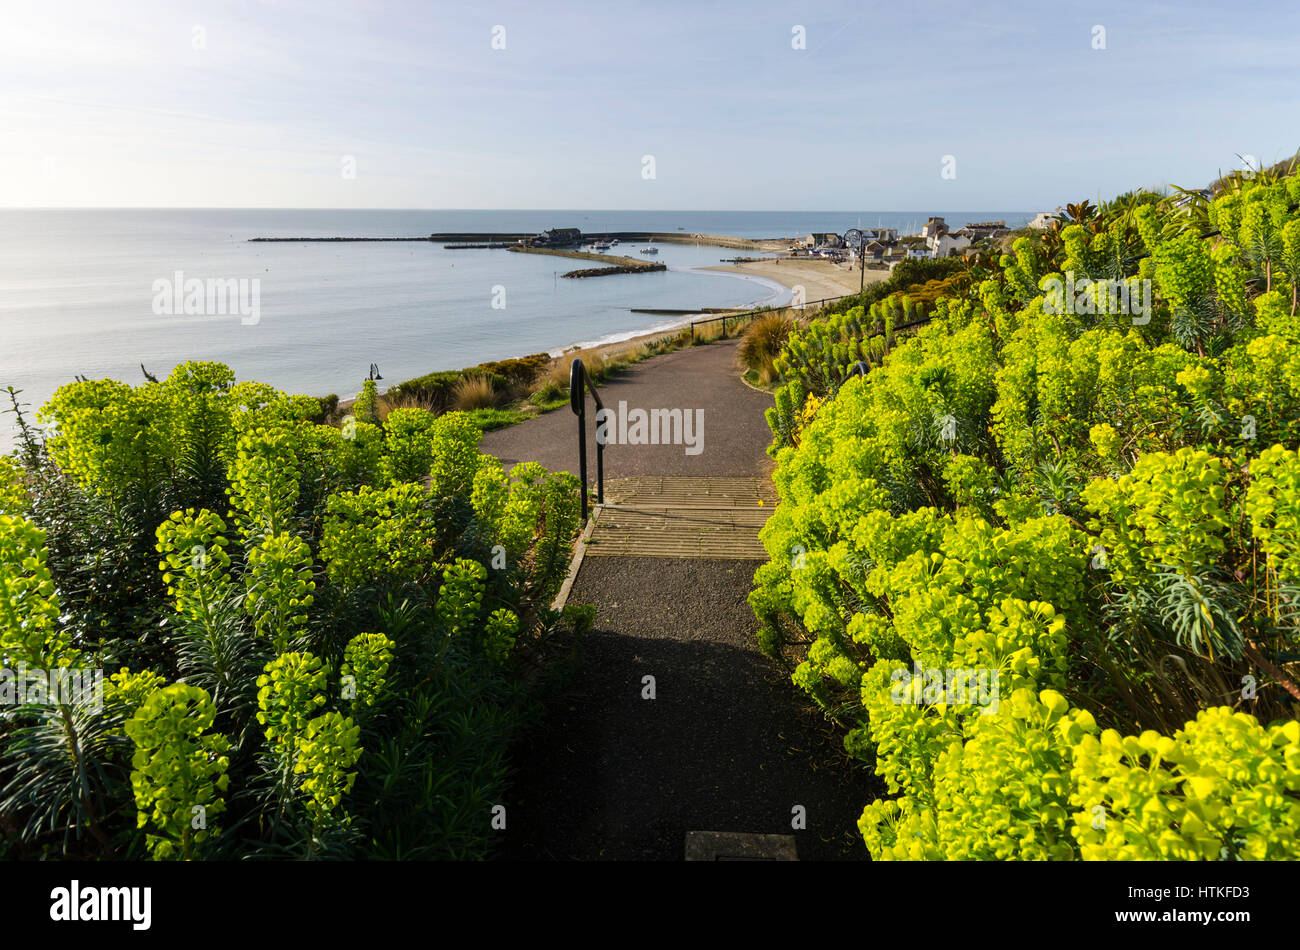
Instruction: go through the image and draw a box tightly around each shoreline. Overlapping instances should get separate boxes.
[301,239,885,405]
[543,265,796,357]
[309,242,889,407]
[703,257,890,304]
[342,251,814,403]
[534,259,884,369]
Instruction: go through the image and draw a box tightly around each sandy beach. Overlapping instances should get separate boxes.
[704,257,888,304]
[533,257,887,386]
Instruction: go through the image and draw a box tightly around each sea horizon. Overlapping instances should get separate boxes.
[3,206,1040,213]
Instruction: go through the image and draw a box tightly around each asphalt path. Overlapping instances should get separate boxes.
[502,557,874,860]
[488,338,875,860]
[480,338,775,479]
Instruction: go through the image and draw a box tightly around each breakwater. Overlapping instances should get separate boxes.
[508,245,662,272]
[247,236,438,242]
[249,231,792,250]
[563,263,667,278]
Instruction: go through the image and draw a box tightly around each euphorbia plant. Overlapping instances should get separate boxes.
[124,683,231,860]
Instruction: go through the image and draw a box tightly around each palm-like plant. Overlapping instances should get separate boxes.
[0,696,130,855]
[1032,457,1082,516]
[1243,216,1285,293]
[170,588,270,750]
[1153,567,1245,662]
[1166,186,1213,238]
[1169,282,1249,358]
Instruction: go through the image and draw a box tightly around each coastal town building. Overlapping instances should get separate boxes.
[532,227,583,246]
[926,232,973,258]
[801,232,844,249]
[921,217,947,238]
[952,221,1010,242]
[1027,210,1061,230]
[886,249,914,269]
[795,227,900,262]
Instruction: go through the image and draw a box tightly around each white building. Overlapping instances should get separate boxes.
[1027,210,1061,230]
[926,232,972,258]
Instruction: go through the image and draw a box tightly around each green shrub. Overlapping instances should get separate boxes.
[353,379,379,425]
[125,684,231,861]
[0,361,585,860]
[755,167,1300,860]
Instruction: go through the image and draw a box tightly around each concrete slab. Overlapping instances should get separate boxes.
[685,831,799,861]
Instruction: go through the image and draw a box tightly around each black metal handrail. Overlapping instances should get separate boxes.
[569,358,605,521]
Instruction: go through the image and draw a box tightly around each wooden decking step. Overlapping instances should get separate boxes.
[601,475,779,509]
[585,476,776,560]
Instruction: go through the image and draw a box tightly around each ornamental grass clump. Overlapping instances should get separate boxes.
[739,310,795,386]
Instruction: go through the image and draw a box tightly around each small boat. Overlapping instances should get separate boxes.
[592,242,611,251]
[640,245,659,255]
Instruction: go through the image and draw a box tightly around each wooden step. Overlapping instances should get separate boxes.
[601,475,778,509]
[584,476,776,560]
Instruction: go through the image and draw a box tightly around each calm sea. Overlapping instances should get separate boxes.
[0,209,1028,445]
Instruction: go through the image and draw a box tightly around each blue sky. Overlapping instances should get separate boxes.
[2,0,1297,209]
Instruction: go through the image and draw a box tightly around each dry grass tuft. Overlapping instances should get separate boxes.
[738,310,795,386]
[451,374,499,411]
[375,390,435,423]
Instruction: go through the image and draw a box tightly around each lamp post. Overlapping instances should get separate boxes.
[843,228,866,294]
